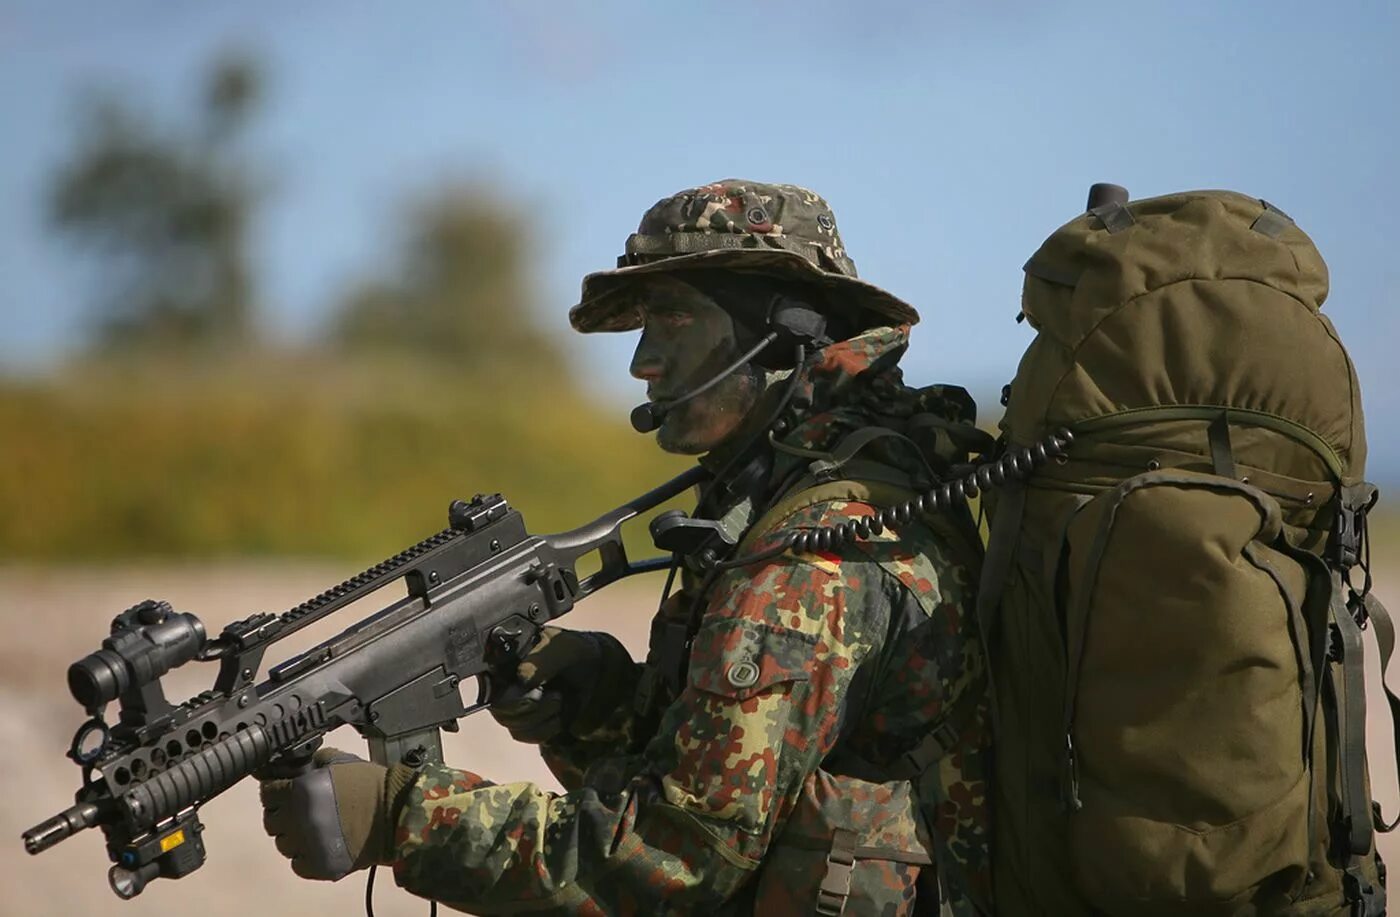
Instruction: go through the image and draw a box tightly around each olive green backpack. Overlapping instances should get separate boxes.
[982,189,1394,916]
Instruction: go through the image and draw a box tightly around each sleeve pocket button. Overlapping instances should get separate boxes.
[726,659,761,689]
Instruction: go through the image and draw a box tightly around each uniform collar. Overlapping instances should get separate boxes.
[695,324,911,515]
[777,324,911,454]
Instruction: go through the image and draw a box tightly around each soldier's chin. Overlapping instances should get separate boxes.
[653,402,716,455]
[655,420,710,455]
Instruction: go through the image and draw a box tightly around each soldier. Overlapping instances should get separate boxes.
[259,180,992,915]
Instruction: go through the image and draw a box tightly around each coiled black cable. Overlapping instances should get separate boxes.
[714,427,1075,570]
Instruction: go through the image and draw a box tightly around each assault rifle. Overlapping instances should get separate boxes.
[21,466,706,899]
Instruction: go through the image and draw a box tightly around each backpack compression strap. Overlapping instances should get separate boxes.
[1365,591,1400,834]
[1315,483,1390,916]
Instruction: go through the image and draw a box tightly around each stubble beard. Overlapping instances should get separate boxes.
[655,365,764,455]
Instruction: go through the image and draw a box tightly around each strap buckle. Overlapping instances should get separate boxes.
[1331,485,1381,570]
[1333,501,1364,569]
[1328,622,1347,664]
[1343,865,1384,917]
[815,829,857,916]
[893,719,962,780]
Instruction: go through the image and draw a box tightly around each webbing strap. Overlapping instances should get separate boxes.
[1251,200,1295,239]
[1342,864,1385,917]
[1329,570,1374,857]
[977,480,1025,655]
[736,472,918,556]
[741,461,982,593]
[1365,591,1400,833]
[882,675,986,781]
[1042,494,1093,612]
[808,426,933,483]
[1089,201,1135,234]
[1266,541,1329,763]
[1207,412,1237,479]
[906,413,997,458]
[781,834,933,866]
[978,480,1026,733]
[1073,404,1346,481]
[815,828,857,916]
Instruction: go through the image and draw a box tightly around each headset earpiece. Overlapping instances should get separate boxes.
[753,296,829,370]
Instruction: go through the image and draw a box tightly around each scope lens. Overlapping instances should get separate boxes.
[68,650,127,709]
[66,612,206,710]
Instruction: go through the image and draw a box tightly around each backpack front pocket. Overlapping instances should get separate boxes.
[1059,470,1315,914]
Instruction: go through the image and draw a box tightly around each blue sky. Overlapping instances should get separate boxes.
[1,1,1397,478]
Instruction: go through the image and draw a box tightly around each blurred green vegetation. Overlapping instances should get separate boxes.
[5,53,692,564]
[49,53,262,353]
[333,186,562,372]
[0,354,689,562]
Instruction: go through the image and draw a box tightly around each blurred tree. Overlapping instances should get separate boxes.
[48,52,262,352]
[332,186,564,372]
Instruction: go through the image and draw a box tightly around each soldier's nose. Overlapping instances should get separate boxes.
[630,354,664,383]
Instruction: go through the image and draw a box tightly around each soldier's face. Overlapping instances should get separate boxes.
[626,276,763,455]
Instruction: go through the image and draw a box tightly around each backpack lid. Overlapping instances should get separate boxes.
[1007,190,1365,482]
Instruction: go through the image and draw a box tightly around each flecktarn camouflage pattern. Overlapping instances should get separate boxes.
[569,179,920,334]
[387,327,990,915]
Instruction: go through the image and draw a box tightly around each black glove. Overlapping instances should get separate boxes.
[489,626,631,744]
[259,747,417,881]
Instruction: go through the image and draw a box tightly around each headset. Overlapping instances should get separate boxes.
[628,285,1074,570]
[629,296,830,434]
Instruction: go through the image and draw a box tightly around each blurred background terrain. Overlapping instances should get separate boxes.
[0,1,1396,914]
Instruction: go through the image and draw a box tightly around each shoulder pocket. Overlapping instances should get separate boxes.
[688,618,816,701]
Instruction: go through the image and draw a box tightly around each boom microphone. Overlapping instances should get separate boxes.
[629,298,830,435]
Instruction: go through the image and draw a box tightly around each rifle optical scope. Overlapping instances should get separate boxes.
[67,600,206,710]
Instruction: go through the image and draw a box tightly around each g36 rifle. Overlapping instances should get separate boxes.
[21,466,706,899]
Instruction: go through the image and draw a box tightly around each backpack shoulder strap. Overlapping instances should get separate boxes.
[743,461,987,784]
[737,464,919,555]
[739,428,987,786]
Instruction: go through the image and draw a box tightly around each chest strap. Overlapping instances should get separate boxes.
[815,829,857,917]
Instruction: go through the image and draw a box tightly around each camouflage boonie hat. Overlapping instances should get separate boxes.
[569,179,920,333]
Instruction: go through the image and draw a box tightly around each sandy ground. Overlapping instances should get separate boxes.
[0,565,663,917]
[2,559,1399,917]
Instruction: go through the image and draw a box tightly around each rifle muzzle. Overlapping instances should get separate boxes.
[23,800,103,854]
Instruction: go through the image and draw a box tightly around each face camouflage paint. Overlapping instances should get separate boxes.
[623,275,764,455]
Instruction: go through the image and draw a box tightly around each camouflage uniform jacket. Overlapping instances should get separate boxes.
[390,327,992,915]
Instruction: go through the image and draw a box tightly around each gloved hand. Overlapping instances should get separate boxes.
[489,626,627,744]
[259,747,417,881]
